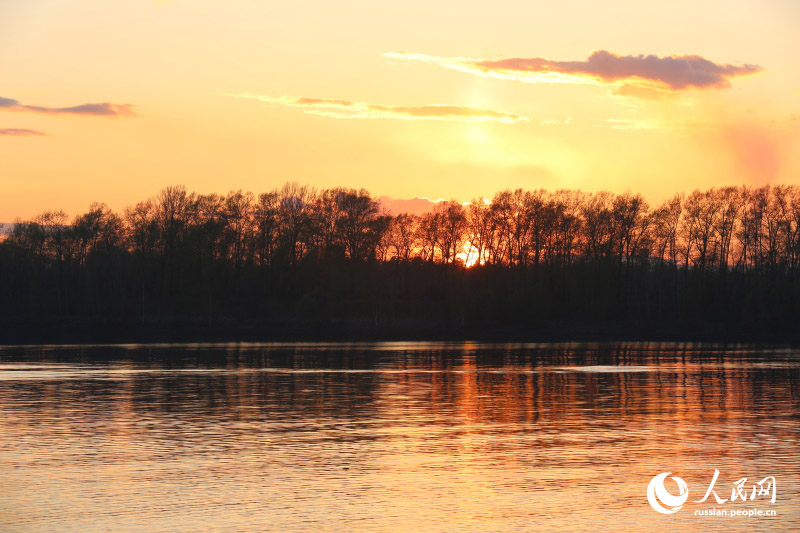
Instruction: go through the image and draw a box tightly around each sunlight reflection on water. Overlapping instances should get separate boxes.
[0,342,798,531]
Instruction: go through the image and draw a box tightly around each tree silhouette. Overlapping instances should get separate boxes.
[2,182,800,340]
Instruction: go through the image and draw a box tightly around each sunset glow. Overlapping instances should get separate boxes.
[1,1,799,221]
[3,5,800,530]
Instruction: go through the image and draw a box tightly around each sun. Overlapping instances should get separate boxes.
[458,243,482,268]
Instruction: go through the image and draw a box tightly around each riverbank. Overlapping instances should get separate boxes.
[1,317,795,345]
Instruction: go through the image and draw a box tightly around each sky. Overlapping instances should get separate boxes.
[1,0,799,220]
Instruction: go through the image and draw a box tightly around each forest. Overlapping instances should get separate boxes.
[2,183,800,341]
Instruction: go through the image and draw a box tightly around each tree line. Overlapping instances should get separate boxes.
[2,183,800,339]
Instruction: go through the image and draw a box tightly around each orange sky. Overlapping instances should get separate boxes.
[1,0,799,220]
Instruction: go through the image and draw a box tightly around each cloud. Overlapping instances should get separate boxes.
[228,93,527,123]
[377,196,440,215]
[0,96,136,117]
[384,50,763,93]
[0,128,47,136]
[612,84,677,100]
[719,121,793,184]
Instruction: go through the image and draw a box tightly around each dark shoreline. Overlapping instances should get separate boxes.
[2,319,796,346]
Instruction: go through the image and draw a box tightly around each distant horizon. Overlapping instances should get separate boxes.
[3,180,796,222]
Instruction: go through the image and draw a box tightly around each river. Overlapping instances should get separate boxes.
[0,342,798,531]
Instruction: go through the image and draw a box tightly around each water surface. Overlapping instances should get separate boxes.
[0,342,798,531]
